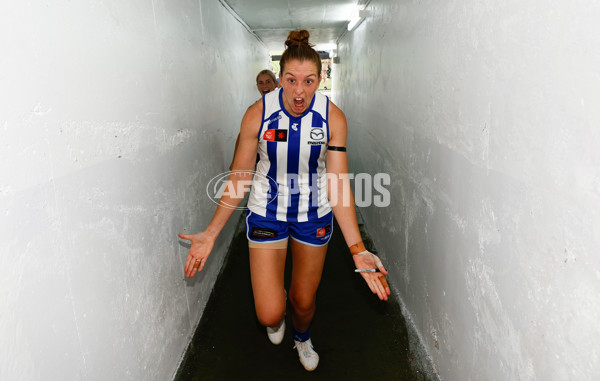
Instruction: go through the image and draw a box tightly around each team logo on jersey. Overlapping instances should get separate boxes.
[263,129,288,142]
[308,128,326,145]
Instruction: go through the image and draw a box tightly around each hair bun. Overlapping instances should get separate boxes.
[285,29,311,48]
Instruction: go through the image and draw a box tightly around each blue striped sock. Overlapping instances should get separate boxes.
[292,327,310,342]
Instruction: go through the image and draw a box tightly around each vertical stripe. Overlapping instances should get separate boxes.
[316,156,330,218]
[257,95,267,139]
[248,116,271,217]
[306,112,323,221]
[275,114,289,221]
[286,117,301,221]
[307,144,323,221]
[318,102,332,217]
[265,114,279,219]
[296,116,312,222]
[325,96,330,141]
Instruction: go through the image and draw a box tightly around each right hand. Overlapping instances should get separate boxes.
[353,250,391,301]
[178,232,215,278]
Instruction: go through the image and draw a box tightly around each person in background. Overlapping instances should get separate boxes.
[321,60,328,89]
[179,30,390,372]
[256,69,277,96]
[230,69,278,169]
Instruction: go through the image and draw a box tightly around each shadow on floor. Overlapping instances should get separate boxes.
[175,217,430,381]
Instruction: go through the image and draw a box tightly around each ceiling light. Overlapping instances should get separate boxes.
[347,9,367,31]
[314,43,337,51]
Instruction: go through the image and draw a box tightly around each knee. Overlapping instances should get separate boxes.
[289,290,315,315]
[256,309,285,328]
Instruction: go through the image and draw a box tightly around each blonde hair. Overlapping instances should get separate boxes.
[256,69,276,84]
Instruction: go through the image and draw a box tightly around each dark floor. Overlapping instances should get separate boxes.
[175,218,430,381]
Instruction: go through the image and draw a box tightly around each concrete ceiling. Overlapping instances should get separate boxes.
[222,0,367,51]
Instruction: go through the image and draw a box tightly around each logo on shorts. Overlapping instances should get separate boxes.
[316,224,331,238]
[263,129,288,142]
[251,228,278,239]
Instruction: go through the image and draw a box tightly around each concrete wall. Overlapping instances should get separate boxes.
[335,0,600,380]
[0,1,267,380]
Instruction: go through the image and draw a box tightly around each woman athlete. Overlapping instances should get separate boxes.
[179,30,390,372]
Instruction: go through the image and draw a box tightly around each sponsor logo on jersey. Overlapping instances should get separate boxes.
[310,128,324,140]
[291,123,299,131]
[267,114,282,125]
[308,128,326,145]
[263,129,288,142]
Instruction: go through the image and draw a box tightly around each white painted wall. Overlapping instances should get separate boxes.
[335,0,600,380]
[0,1,267,380]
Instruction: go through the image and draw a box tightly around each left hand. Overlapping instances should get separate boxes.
[353,250,391,301]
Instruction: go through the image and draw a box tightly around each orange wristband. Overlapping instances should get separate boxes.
[349,241,366,255]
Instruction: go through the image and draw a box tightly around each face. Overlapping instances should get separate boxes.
[256,74,277,96]
[279,59,320,117]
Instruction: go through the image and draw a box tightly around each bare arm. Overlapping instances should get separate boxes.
[326,103,362,246]
[228,134,241,171]
[326,101,391,300]
[179,101,262,278]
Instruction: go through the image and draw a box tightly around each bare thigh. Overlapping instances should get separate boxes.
[249,247,287,327]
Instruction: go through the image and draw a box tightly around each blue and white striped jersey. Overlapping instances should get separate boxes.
[248,88,331,222]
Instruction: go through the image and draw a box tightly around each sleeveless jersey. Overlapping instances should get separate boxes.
[248,88,331,222]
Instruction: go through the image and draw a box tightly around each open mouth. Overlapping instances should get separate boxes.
[293,97,305,110]
[262,89,270,94]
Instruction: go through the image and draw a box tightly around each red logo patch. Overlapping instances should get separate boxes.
[263,130,275,141]
[316,224,331,238]
[263,129,288,142]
